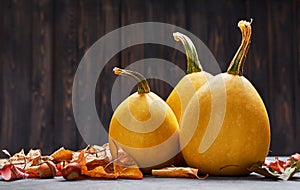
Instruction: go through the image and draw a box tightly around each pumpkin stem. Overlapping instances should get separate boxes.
[173,32,202,74]
[113,67,150,94]
[227,19,253,76]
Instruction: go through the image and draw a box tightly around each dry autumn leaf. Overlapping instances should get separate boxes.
[81,165,117,179]
[114,164,143,179]
[1,149,49,170]
[113,146,143,179]
[249,153,300,180]
[72,149,116,179]
[152,167,208,179]
[0,148,58,180]
[1,143,144,181]
[71,143,143,179]
[51,147,73,162]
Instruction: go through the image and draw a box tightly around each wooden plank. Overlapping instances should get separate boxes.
[29,0,54,155]
[144,0,186,100]
[75,0,122,147]
[245,1,270,105]
[293,0,300,152]
[94,0,121,145]
[268,0,295,155]
[246,0,272,153]
[76,0,100,148]
[118,0,145,101]
[0,0,32,153]
[246,0,270,107]
[0,0,4,158]
[53,0,79,150]
[187,0,247,72]
[77,0,99,57]
[186,0,209,47]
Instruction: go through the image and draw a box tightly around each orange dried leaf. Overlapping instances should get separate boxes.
[112,144,143,179]
[8,149,26,167]
[86,159,112,172]
[25,149,42,167]
[51,147,73,162]
[81,165,117,179]
[152,167,208,180]
[3,149,42,169]
[114,164,143,179]
[73,150,86,167]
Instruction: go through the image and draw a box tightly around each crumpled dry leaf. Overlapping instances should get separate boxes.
[113,146,143,179]
[73,149,116,179]
[249,153,300,180]
[152,167,208,179]
[81,165,117,179]
[71,143,142,179]
[1,149,44,170]
[51,147,73,162]
[114,164,143,179]
[25,149,43,168]
[1,143,143,181]
[0,149,57,181]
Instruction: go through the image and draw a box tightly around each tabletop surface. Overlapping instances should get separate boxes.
[1,157,300,190]
[0,173,299,190]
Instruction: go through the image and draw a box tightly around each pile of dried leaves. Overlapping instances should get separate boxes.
[249,153,300,180]
[0,144,139,181]
[1,144,299,181]
[0,143,144,181]
[0,143,205,181]
[0,148,56,180]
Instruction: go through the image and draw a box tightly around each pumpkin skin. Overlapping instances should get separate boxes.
[179,20,271,175]
[180,74,270,175]
[166,32,212,123]
[166,32,212,166]
[167,72,212,123]
[109,68,179,173]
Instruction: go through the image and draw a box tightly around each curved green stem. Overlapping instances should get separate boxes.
[227,19,253,76]
[173,32,202,74]
[113,67,150,94]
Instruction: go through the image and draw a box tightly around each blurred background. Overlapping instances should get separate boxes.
[0,0,299,156]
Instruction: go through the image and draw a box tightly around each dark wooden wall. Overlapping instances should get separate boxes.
[0,0,299,156]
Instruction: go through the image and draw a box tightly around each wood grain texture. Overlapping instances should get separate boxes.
[76,0,100,149]
[246,0,270,108]
[0,0,32,154]
[145,0,186,100]
[268,0,295,154]
[53,0,79,150]
[0,0,299,156]
[119,0,146,99]
[95,0,121,144]
[0,0,4,158]
[293,0,300,152]
[29,0,54,154]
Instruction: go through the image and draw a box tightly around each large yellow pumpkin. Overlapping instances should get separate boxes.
[109,68,179,173]
[179,20,271,175]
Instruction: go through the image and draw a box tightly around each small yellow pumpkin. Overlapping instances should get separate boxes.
[109,67,179,173]
[179,20,271,175]
[166,32,213,123]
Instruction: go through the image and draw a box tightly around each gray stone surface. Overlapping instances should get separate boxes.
[0,173,299,190]
[1,157,300,189]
